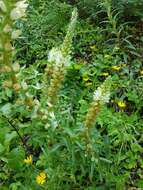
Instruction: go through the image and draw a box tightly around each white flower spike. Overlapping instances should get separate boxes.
[10,0,28,20]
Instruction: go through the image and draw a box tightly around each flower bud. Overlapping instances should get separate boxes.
[3,24,12,33]
[4,42,12,51]
[0,65,12,72]
[21,81,28,90]
[16,99,24,105]
[25,97,33,106]
[11,30,22,39]
[2,80,13,88]
[13,83,21,91]
[12,63,20,72]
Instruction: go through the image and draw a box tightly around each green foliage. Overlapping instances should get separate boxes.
[0,0,143,189]
[15,0,72,64]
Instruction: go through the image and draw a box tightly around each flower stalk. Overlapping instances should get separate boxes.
[83,76,112,157]
[85,76,112,129]
[44,8,78,106]
[0,0,28,88]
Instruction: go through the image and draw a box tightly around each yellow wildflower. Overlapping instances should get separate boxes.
[100,72,109,76]
[36,172,46,185]
[117,101,126,109]
[111,65,121,71]
[24,155,32,164]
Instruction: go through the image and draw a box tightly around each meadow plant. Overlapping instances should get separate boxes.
[85,76,111,129]
[45,8,78,106]
[0,0,28,90]
[1,1,142,189]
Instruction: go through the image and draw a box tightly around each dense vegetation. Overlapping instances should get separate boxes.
[0,0,143,189]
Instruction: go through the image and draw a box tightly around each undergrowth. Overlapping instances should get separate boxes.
[0,0,143,189]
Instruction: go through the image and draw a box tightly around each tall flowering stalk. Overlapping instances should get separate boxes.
[83,76,112,157]
[85,76,111,129]
[0,0,28,88]
[44,8,78,106]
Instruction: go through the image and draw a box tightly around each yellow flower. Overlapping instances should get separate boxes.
[117,101,126,109]
[140,70,143,75]
[24,155,32,164]
[100,72,109,76]
[111,65,121,71]
[36,172,46,185]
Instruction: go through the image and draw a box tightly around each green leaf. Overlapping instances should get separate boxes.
[1,103,12,116]
[0,143,5,155]
[7,147,25,169]
[9,182,22,190]
[4,131,17,145]
[131,143,143,153]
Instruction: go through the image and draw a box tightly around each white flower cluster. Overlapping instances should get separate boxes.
[3,24,22,39]
[93,87,110,103]
[11,30,22,39]
[93,77,111,104]
[47,8,77,68]
[48,47,70,67]
[10,0,28,20]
